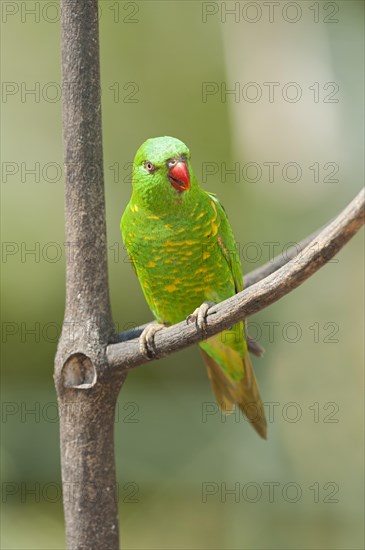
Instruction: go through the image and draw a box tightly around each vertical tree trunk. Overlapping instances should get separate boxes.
[54,1,125,548]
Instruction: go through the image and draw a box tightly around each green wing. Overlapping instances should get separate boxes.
[208,192,243,293]
[201,193,267,438]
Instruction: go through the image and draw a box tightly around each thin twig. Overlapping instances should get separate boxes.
[244,226,324,288]
[107,188,364,372]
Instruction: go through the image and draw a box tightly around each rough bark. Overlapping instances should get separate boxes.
[55,2,125,549]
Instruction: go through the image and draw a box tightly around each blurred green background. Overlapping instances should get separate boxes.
[1,1,364,548]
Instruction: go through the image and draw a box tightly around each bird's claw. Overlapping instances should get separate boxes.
[186,301,215,332]
[247,336,265,358]
[139,322,165,358]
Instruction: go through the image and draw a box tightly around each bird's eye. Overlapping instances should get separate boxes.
[144,161,155,173]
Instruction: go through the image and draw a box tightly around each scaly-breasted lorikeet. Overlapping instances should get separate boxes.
[121,136,267,438]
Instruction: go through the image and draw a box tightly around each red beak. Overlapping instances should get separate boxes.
[168,161,190,192]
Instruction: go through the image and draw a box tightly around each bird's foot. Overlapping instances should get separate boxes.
[186,301,215,332]
[139,322,166,358]
[247,336,265,358]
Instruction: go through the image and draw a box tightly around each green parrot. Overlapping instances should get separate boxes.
[121,136,267,438]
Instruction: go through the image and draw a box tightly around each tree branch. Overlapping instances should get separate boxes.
[107,188,364,372]
[55,2,125,548]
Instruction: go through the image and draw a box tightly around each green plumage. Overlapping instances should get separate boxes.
[121,136,267,438]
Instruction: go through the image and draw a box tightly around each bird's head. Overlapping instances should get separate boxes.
[131,136,195,212]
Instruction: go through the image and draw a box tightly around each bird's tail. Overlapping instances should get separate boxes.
[200,334,267,439]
